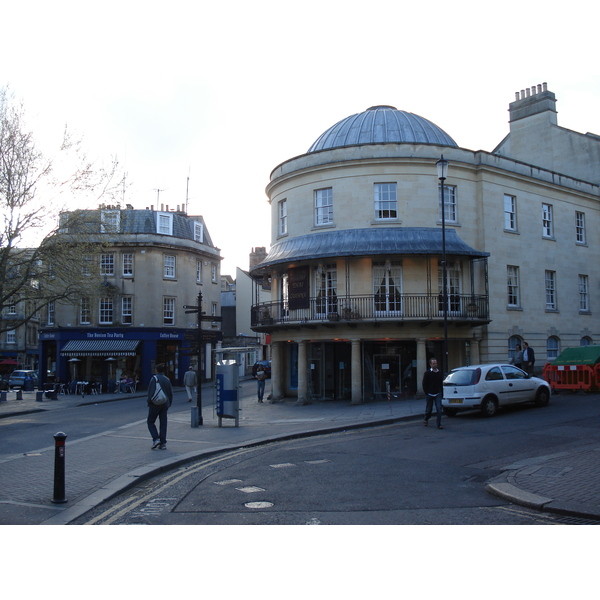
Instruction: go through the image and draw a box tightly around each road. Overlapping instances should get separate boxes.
[72,394,600,525]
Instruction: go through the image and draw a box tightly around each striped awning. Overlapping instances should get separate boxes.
[61,340,141,357]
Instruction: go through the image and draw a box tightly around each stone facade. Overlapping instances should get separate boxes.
[250,86,599,404]
[39,206,222,390]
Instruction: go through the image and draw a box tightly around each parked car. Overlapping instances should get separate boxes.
[252,361,272,378]
[442,363,550,417]
[8,370,39,390]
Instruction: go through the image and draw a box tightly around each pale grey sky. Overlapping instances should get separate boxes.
[3,0,598,274]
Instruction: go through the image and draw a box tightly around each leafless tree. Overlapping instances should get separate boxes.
[0,86,123,335]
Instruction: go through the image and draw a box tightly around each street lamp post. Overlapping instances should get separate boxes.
[436,155,449,376]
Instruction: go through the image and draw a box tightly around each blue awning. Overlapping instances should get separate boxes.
[61,340,141,357]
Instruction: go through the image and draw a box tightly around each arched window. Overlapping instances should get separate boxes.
[508,335,522,362]
[580,336,592,346]
[546,336,560,361]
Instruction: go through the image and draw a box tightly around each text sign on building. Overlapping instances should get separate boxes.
[288,266,310,310]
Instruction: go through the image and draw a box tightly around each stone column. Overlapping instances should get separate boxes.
[471,337,481,365]
[351,339,362,405]
[271,341,284,402]
[296,340,309,405]
[416,338,427,396]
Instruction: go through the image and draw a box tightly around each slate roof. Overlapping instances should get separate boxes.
[250,228,488,273]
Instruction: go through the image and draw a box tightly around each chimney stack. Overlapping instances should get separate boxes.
[509,82,557,125]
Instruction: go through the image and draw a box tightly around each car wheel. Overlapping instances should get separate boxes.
[443,407,458,417]
[534,388,550,407]
[480,396,497,417]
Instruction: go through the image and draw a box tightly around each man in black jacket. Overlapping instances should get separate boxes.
[422,358,444,429]
[147,364,173,450]
[522,342,535,376]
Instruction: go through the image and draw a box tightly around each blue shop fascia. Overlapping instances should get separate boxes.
[39,327,221,391]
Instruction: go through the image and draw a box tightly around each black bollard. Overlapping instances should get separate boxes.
[51,432,68,504]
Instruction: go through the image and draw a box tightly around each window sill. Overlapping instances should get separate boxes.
[503,229,520,235]
[312,223,336,231]
[436,220,460,227]
[372,219,401,225]
[507,306,523,311]
[545,308,559,313]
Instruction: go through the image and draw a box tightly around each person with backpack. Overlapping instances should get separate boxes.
[147,364,173,450]
[255,364,267,403]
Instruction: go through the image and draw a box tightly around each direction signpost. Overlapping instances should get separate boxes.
[184,291,222,427]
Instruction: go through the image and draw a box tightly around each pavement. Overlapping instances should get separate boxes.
[1,382,599,524]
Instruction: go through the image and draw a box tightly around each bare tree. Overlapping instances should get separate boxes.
[0,86,122,335]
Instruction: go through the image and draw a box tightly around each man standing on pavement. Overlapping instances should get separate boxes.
[183,365,198,402]
[422,358,444,429]
[522,342,535,376]
[147,364,173,450]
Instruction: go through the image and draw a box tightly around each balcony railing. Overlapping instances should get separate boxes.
[251,293,489,329]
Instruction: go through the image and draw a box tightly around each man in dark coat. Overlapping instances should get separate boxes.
[422,358,444,429]
[522,342,536,376]
[147,364,173,450]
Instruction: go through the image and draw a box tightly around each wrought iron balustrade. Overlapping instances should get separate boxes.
[251,293,489,328]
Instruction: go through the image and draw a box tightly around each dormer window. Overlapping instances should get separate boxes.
[193,221,204,242]
[157,212,173,235]
[101,209,120,233]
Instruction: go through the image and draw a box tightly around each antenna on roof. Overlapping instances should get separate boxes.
[186,166,191,214]
[154,188,164,203]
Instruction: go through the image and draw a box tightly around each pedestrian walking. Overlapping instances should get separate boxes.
[510,343,523,369]
[522,342,536,376]
[422,358,444,429]
[255,364,267,403]
[183,366,198,402]
[147,364,173,450]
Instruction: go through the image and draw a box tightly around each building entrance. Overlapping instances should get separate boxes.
[308,342,351,400]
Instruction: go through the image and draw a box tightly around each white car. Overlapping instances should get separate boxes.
[442,363,551,417]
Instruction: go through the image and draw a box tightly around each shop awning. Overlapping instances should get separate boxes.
[551,345,600,366]
[61,340,141,357]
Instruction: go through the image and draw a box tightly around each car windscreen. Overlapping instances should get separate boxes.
[444,368,480,386]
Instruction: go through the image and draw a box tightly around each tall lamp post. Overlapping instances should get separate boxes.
[436,155,449,376]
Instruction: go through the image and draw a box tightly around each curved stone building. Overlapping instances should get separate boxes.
[251,87,599,404]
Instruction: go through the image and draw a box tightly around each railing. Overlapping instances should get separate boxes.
[251,294,489,328]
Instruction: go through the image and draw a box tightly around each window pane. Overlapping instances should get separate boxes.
[439,185,456,222]
[375,183,397,219]
[315,188,333,225]
[163,297,175,325]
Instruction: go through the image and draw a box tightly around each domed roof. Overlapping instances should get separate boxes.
[307,105,457,153]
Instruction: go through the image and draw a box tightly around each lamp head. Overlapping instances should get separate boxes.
[436,155,449,180]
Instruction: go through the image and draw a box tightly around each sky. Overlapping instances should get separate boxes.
[2,0,599,276]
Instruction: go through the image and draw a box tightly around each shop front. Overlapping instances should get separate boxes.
[38,328,202,391]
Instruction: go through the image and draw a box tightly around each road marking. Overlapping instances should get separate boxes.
[83,447,257,524]
[245,501,274,509]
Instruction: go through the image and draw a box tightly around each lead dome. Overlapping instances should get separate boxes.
[307,105,457,153]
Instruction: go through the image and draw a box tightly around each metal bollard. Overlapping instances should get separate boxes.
[15,389,23,400]
[0,391,7,402]
[36,391,44,402]
[51,432,68,504]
